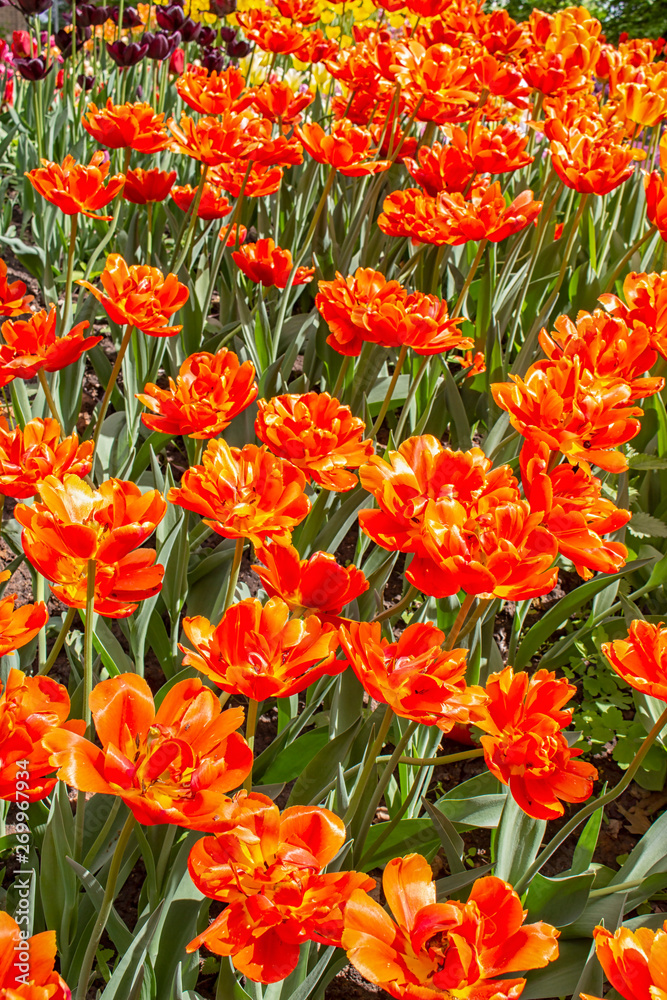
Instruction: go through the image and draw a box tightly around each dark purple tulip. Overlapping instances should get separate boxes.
[179,17,201,41]
[155,3,186,30]
[16,0,52,14]
[76,4,110,25]
[219,26,235,42]
[208,0,236,14]
[197,25,216,46]
[77,73,95,90]
[55,24,90,54]
[109,4,143,26]
[200,45,225,72]
[142,29,180,59]
[106,39,148,65]
[227,36,250,57]
[14,56,52,80]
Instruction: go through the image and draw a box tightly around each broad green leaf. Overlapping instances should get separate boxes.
[361,818,440,869]
[494,795,546,885]
[436,772,506,829]
[525,871,595,927]
[261,728,330,783]
[422,799,465,874]
[288,718,362,806]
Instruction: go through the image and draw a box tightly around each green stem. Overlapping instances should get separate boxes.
[371,343,408,436]
[35,573,46,672]
[358,763,426,868]
[82,797,121,870]
[74,560,96,862]
[456,597,493,644]
[243,698,259,792]
[331,355,351,400]
[452,240,487,319]
[603,225,657,293]
[146,202,153,265]
[343,705,394,826]
[38,370,61,424]
[526,193,588,341]
[171,163,209,272]
[515,702,667,895]
[155,823,177,891]
[444,593,475,650]
[92,325,134,451]
[60,214,78,336]
[222,537,244,614]
[394,355,429,443]
[76,811,136,1000]
[399,747,485,766]
[372,583,418,624]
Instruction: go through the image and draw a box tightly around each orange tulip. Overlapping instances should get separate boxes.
[358,436,558,600]
[315,269,470,357]
[644,171,667,240]
[171,182,232,220]
[181,596,341,700]
[123,167,176,204]
[246,19,306,55]
[478,666,597,819]
[0,258,32,317]
[137,348,257,439]
[581,922,667,1000]
[273,0,319,23]
[78,253,189,337]
[538,309,663,401]
[0,417,93,498]
[26,151,125,220]
[338,620,487,731]
[491,357,643,473]
[394,42,480,125]
[15,474,166,617]
[232,238,314,287]
[295,120,391,175]
[545,113,639,195]
[0,667,83,802]
[168,112,262,166]
[342,854,559,1000]
[599,270,667,359]
[239,81,314,126]
[176,64,245,115]
[0,911,71,999]
[210,160,283,198]
[255,392,374,491]
[252,542,369,618]
[522,8,602,95]
[168,438,310,548]
[601,620,667,701]
[186,791,374,982]
[82,99,170,153]
[379,182,542,246]
[520,441,629,579]
[0,306,102,378]
[43,674,252,829]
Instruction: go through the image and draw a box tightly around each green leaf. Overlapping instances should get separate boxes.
[515,559,653,668]
[422,799,465,874]
[521,939,592,1000]
[494,795,546,885]
[98,904,163,1000]
[361,818,440,869]
[525,871,595,927]
[288,718,362,806]
[261,728,330,784]
[66,858,133,953]
[627,512,667,539]
[436,772,506,829]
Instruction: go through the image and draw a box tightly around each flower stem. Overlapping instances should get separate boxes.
[444,593,475,650]
[452,239,487,318]
[331,355,351,400]
[39,606,77,676]
[398,747,485,766]
[74,560,96,863]
[243,698,259,792]
[515,702,667,895]
[371,343,408,436]
[172,163,209,272]
[603,225,657,293]
[344,704,394,826]
[76,811,136,1000]
[60,213,78,337]
[222,537,244,614]
[35,573,47,671]
[372,583,418,624]
[83,148,131,282]
[92,324,134,451]
[394,355,429,443]
[38,370,61,423]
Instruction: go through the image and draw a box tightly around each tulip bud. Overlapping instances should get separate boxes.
[197,25,216,46]
[208,0,236,14]
[227,36,250,57]
[14,56,53,80]
[11,30,34,58]
[200,45,225,72]
[155,3,186,30]
[77,73,95,90]
[76,4,110,26]
[109,4,143,25]
[15,0,52,16]
[169,46,184,74]
[142,29,180,59]
[106,39,149,65]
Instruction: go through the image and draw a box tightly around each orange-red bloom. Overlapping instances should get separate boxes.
[168,438,310,548]
[26,151,125,219]
[0,259,32,317]
[168,112,262,166]
[43,674,252,829]
[295,120,391,175]
[255,392,374,491]
[0,306,102,379]
[181,596,341,700]
[137,348,257,439]
[171,183,232,220]
[601,620,667,702]
[491,357,643,473]
[379,182,542,246]
[316,269,470,357]
[342,855,559,1000]
[644,171,667,240]
[581,922,667,1000]
[211,160,283,199]
[0,667,83,803]
[545,116,638,195]
[520,441,629,580]
[599,270,667,359]
[82,100,170,153]
[123,167,176,204]
[0,417,93,498]
[15,474,166,617]
[478,666,597,819]
[239,81,314,126]
[252,542,368,618]
[186,792,374,982]
[232,238,314,287]
[359,436,558,600]
[0,911,71,999]
[339,621,487,731]
[78,253,189,337]
[176,64,245,115]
